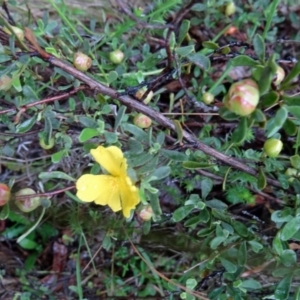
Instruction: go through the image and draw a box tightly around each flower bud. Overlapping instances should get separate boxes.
[274,66,285,85]
[0,183,11,206]
[3,25,24,40]
[73,52,92,71]
[0,75,13,91]
[224,79,259,116]
[225,2,236,16]
[138,206,153,221]
[202,92,214,105]
[263,138,283,158]
[135,88,154,104]
[109,49,124,64]
[134,113,152,128]
[15,188,41,212]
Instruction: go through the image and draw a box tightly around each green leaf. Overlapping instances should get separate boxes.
[39,171,75,181]
[282,94,300,105]
[184,215,203,227]
[191,3,206,11]
[197,227,214,237]
[122,123,148,142]
[258,66,273,95]
[219,106,239,121]
[186,278,197,289]
[232,220,249,238]
[202,41,219,50]
[231,117,248,144]
[265,118,280,138]
[104,131,118,144]
[0,203,9,220]
[206,199,227,210]
[210,236,225,249]
[240,279,261,290]
[187,52,210,70]
[107,70,118,84]
[198,207,210,223]
[149,193,162,216]
[283,118,297,136]
[238,242,247,266]
[263,0,280,39]
[274,106,288,127]
[148,166,171,181]
[178,20,190,45]
[114,105,127,131]
[78,128,99,142]
[280,249,296,267]
[273,233,284,255]
[271,209,293,223]
[231,55,259,67]
[182,161,216,169]
[252,109,266,125]
[287,106,300,120]
[16,115,38,133]
[51,149,67,163]
[274,273,293,300]
[219,257,237,273]
[260,91,279,108]
[160,149,187,161]
[281,60,300,88]
[128,138,144,154]
[78,116,98,128]
[253,34,265,63]
[248,240,263,253]
[173,119,183,144]
[18,238,39,250]
[172,205,194,222]
[201,178,213,199]
[290,155,300,170]
[281,216,300,241]
[257,167,267,190]
[175,45,194,57]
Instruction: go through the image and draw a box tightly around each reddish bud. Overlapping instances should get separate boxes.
[0,183,11,206]
[0,75,13,91]
[73,52,92,71]
[15,188,41,212]
[224,79,259,116]
[138,206,154,221]
[134,113,152,128]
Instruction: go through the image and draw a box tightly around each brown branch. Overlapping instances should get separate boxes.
[0,85,89,115]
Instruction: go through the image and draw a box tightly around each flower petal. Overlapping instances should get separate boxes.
[93,176,122,212]
[76,174,104,202]
[90,146,127,176]
[119,176,140,218]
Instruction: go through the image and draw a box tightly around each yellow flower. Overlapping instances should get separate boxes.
[76,146,140,218]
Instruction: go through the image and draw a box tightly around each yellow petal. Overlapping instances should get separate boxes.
[119,175,140,218]
[76,174,104,202]
[90,146,127,176]
[93,176,122,212]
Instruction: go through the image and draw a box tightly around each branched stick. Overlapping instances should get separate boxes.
[48,56,282,189]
